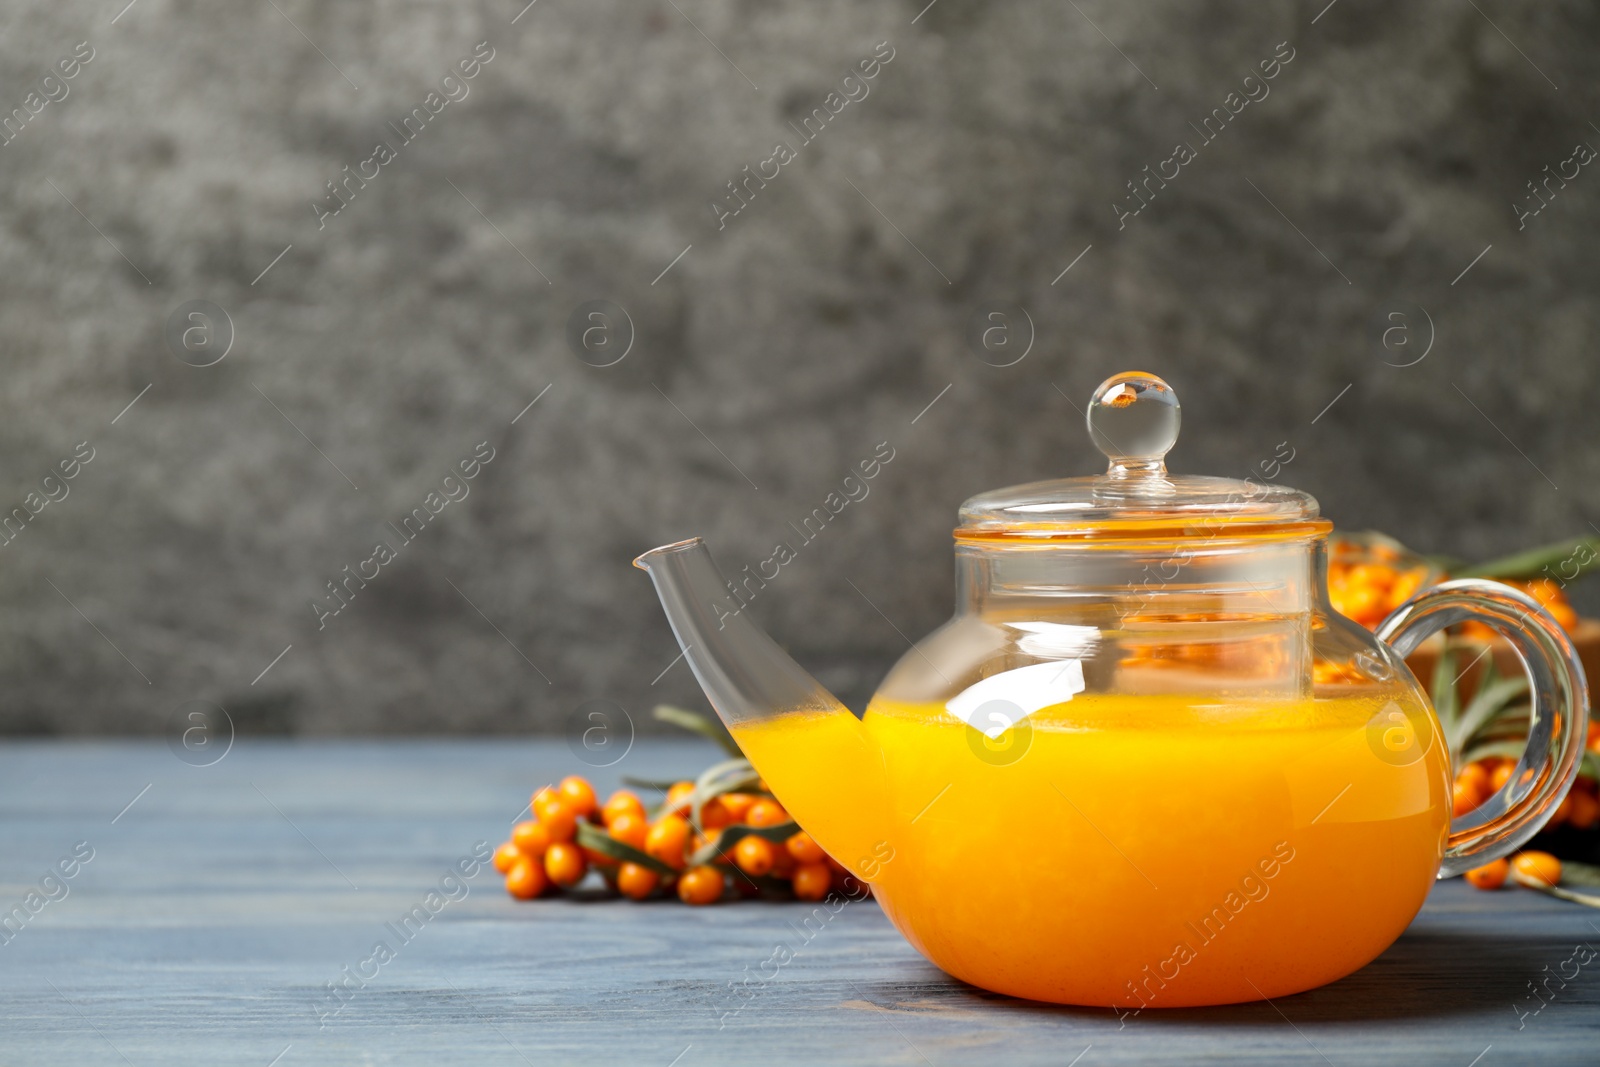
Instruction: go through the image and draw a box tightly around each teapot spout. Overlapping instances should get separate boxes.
[633,538,844,727]
[634,538,890,878]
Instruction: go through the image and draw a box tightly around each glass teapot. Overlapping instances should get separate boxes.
[635,371,1588,1008]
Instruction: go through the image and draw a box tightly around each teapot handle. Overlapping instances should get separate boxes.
[1375,578,1589,878]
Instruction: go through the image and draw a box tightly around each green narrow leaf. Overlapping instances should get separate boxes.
[1430,643,1460,735]
[1450,676,1531,754]
[1461,739,1527,765]
[1478,649,1501,688]
[1581,750,1600,781]
[1560,860,1600,890]
[688,758,761,831]
[1474,714,1533,744]
[574,820,676,876]
[653,704,743,759]
[1514,872,1600,909]
[693,758,759,796]
[631,759,763,826]
[620,776,680,792]
[1456,536,1600,581]
[688,820,802,867]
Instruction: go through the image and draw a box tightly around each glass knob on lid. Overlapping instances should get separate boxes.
[1088,371,1180,477]
[957,370,1323,538]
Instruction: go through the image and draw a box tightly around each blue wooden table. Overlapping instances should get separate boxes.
[1,740,1596,1066]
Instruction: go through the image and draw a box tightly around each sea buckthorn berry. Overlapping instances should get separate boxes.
[1568,790,1600,830]
[505,856,547,900]
[1347,564,1394,591]
[1452,781,1482,817]
[1552,793,1575,826]
[608,811,649,851]
[1464,858,1508,890]
[1587,722,1600,751]
[733,835,775,876]
[601,790,645,827]
[677,865,724,905]
[493,842,524,874]
[1457,761,1490,796]
[1511,851,1562,888]
[558,776,598,818]
[1490,762,1516,793]
[747,799,788,828]
[720,793,756,822]
[617,862,660,901]
[512,820,552,858]
[532,786,559,820]
[700,797,733,832]
[787,831,826,865]
[645,814,691,870]
[539,801,578,843]
[792,862,831,901]
[1338,583,1387,626]
[665,781,696,815]
[1389,570,1423,605]
[544,842,588,888]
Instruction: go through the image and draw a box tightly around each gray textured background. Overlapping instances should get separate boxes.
[1,0,1596,736]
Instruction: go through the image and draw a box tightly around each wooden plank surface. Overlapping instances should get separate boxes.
[0,740,1596,1066]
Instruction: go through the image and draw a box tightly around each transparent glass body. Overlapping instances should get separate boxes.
[843,527,1450,1007]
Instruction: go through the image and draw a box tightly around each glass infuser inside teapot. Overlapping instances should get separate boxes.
[636,371,1588,1008]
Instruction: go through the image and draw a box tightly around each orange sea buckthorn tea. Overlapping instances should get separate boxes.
[638,371,1589,1007]
[733,692,1450,1006]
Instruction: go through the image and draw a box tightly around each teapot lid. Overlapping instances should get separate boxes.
[957,371,1322,539]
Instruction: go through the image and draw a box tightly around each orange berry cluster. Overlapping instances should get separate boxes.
[1326,561,1428,629]
[1465,851,1563,891]
[1460,723,1600,892]
[492,775,854,905]
[1329,557,1579,635]
[1452,725,1600,829]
